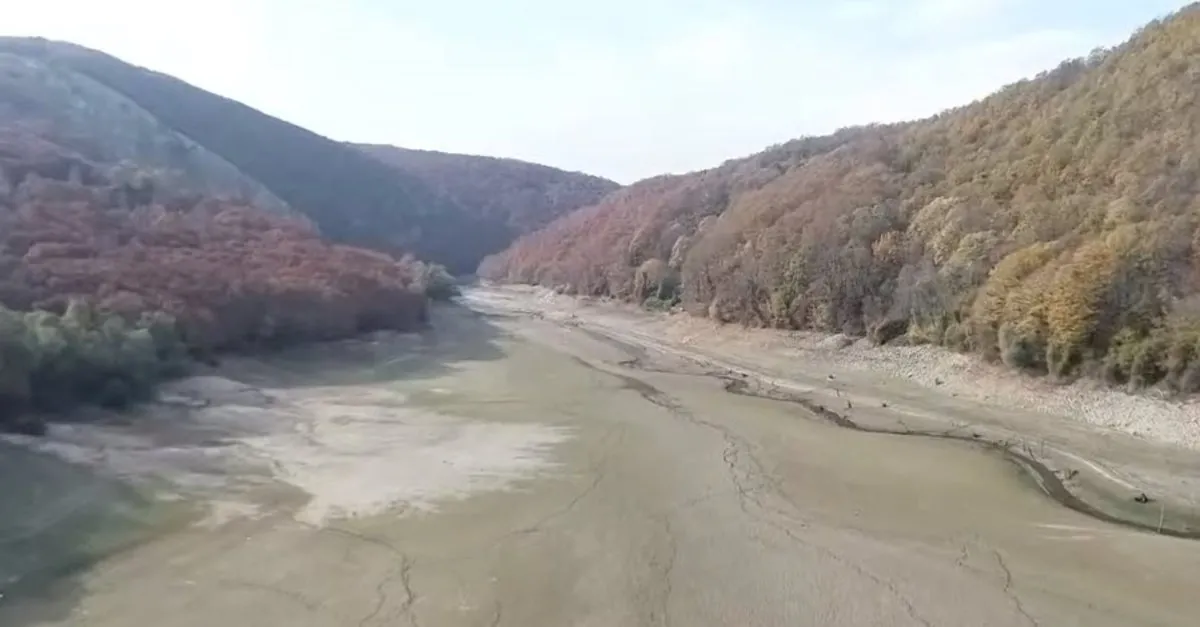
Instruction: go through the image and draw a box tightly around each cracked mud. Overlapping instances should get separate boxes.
[4,292,1200,626]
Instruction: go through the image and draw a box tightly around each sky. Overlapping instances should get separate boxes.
[0,0,1193,183]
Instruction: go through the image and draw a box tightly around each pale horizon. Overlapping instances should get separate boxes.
[1,0,1192,183]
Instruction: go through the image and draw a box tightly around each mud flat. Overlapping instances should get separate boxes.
[466,286,1200,523]
[2,300,1200,626]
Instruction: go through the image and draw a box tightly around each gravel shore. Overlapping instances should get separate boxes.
[493,285,1200,451]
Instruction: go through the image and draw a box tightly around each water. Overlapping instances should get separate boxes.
[0,442,182,621]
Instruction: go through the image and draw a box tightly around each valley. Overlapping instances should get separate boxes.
[3,4,1200,625]
[3,293,1199,626]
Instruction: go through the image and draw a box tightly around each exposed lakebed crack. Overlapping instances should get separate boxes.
[993,548,1040,627]
[567,354,938,627]
[487,598,503,627]
[551,318,1200,624]
[510,423,623,538]
[215,578,332,615]
[289,521,421,627]
[568,355,787,523]
[714,374,1200,540]
[659,514,677,627]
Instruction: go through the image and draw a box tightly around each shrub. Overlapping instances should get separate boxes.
[1104,328,1168,388]
[642,296,678,312]
[943,321,970,352]
[1045,341,1081,379]
[0,300,189,433]
[869,318,909,345]
[417,262,460,301]
[999,324,1045,372]
[1128,336,1168,388]
[1154,315,1200,393]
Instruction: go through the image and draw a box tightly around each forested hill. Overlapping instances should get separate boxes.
[0,37,513,273]
[0,127,436,433]
[355,144,620,239]
[482,4,1200,392]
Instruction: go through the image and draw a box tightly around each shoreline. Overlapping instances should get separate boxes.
[5,295,1200,625]
[473,284,1200,451]
[464,285,1200,536]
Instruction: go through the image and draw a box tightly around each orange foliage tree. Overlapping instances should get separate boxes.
[0,128,429,353]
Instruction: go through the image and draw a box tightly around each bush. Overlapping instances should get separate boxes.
[1142,316,1200,393]
[1104,328,1168,388]
[869,318,909,345]
[0,300,188,433]
[943,321,970,352]
[417,262,460,301]
[999,324,1045,372]
[642,296,678,312]
[1045,341,1082,379]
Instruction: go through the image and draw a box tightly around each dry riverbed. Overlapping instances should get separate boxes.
[2,293,1200,626]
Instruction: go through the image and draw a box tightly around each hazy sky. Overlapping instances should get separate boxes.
[1,0,1191,182]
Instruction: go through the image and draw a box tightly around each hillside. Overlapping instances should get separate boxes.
[482,4,1200,392]
[0,127,430,432]
[0,51,292,215]
[0,38,511,273]
[355,144,620,237]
